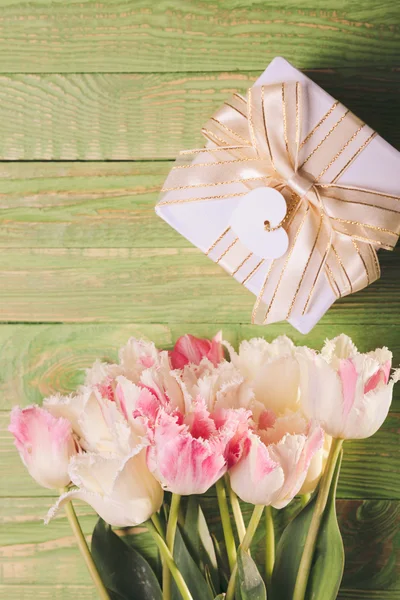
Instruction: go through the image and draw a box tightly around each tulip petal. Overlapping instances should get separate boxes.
[119,337,159,374]
[47,450,163,527]
[9,405,76,490]
[229,432,284,506]
[170,332,223,369]
[270,424,324,508]
[44,392,88,439]
[115,376,160,427]
[338,359,358,419]
[297,348,344,438]
[322,334,358,361]
[225,336,300,414]
[147,406,229,495]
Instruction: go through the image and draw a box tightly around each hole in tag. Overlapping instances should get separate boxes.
[264,219,282,232]
[264,219,271,231]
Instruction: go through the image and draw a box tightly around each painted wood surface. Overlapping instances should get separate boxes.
[0,1,398,73]
[0,69,399,159]
[0,0,399,598]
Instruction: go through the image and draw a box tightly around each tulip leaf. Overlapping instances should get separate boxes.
[171,525,214,600]
[236,548,267,600]
[91,518,163,600]
[212,533,230,589]
[271,451,344,600]
[121,526,162,582]
[183,496,220,593]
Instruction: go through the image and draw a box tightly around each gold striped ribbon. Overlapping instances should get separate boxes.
[158,82,400,325]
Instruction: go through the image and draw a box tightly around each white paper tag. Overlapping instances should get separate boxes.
[230,188,289,259]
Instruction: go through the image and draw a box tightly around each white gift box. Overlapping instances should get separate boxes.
[156,57,400,333]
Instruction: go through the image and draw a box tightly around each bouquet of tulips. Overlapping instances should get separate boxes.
[9,333,399,600]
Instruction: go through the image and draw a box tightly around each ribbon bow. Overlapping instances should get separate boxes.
[159,82,400,325]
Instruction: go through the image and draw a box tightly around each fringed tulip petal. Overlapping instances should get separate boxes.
[9,405,77,490]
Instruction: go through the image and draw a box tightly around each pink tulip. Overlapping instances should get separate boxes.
[229,412,324,508]
[9,405,77,490]
[297,334,400,439]
[170,332,224,369]
[147,400,250,495]
[224,335,329,496]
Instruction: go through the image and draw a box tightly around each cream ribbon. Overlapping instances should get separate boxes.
[159,82,400,325]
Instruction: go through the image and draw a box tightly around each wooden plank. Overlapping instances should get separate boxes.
[2,409,399,499]
[0,587,96,599]
[0,162,176,248]
[0,324,398,412]
[0,69,398,159]
[0,498,398,596]
[0,1,398,73]
[0,246,398,324]
[0,497,98,588]
[337,500,400,594]
[3,152,400,249]
[0,323,238,410]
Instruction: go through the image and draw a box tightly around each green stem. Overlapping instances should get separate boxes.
[226,504,264,600]
[147,520,193,600]
[151,514,169,600]
[166,494,181,551]
[225,475,246,543]
[300,493,311,508]
[292,438,344,600]
[152,512,165,537]
[215,478,237,573]
[63,498,110,600]
[265,506,275,592]
[164,494,181,600]
[162,560,171,600]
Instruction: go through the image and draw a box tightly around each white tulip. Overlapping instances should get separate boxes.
[46,448,163,527]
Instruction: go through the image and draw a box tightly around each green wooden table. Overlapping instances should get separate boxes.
[0,2,399,598]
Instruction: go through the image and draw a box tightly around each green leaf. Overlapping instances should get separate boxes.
[91,518,163,600]
[183,496,220,594]
[271,451,345,600]
[121,526,162,582]
[237,548,267,600]
[171,525,214,600]
[211,534,230,590]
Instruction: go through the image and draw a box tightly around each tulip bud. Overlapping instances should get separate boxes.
[46,448,163,528]
[147,401,249,495]
[170,332,223,369]
[297,334,400,440]
[9,405,77,490]
[229,419,323,508]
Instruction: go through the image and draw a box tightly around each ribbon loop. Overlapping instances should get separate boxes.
[159,81,400,326]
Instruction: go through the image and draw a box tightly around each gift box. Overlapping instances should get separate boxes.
[155,57,400,334]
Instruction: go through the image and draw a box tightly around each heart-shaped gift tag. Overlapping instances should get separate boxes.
[230,187,289,259]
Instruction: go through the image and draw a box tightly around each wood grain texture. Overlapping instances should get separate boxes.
[4,156,400,250]
[0,162,174,247]
[0,324,398,412]
[0,323,238,410]
[0,1,398,73]
[0,497,398,598]
[0,246,398,324]
[0,497,98,589]
[0,69,399,159]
